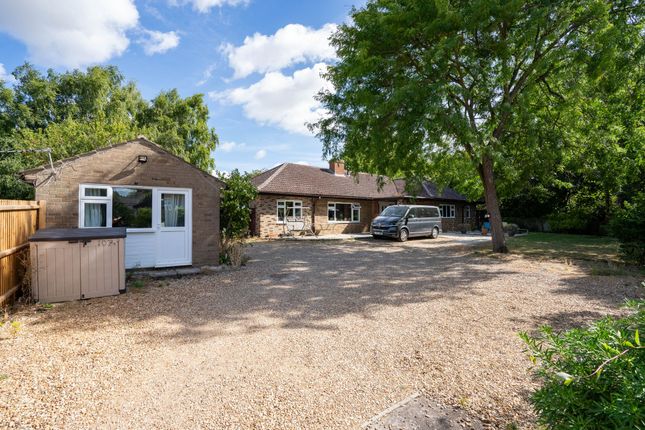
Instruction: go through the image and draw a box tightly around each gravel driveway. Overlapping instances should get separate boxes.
[1,237,642,429]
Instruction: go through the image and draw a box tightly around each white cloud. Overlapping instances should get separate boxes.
[0,64,16,84]
[255,149,267,160]
[222,23,337,79]
[140,30,180,55]
[213,63,333,135]
[171,0,249,14]
[0,0,139,68]
[218,141,245,152]
[196,63,217,86]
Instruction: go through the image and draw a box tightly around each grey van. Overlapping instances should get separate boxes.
[371,205,442,242]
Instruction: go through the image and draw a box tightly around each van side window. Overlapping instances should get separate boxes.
[408,208,419,218]
[420,207,430,218]
[429,207,440,217]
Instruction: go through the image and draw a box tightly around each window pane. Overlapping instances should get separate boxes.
[161,193,185,227]
[335,203,351,221]
[84,187,107,197]
[112,188,153,228]
[84,203,107,227]
[328,206,335,221]
[352,208,360,222]
[277,207,285,221]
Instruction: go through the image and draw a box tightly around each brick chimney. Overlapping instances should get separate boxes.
[329,160,346,176]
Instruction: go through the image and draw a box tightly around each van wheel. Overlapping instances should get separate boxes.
[430,227,439,239]
[398,228,409,242]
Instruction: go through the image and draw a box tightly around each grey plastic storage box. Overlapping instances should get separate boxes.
[29,228,126,303]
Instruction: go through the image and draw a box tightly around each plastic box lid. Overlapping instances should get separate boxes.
[29,227,127,242]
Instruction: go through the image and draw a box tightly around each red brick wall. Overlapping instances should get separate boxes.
[411,199,476,231]
[24,140,222,266]
[253,194,377,237]
[252,194,476,237]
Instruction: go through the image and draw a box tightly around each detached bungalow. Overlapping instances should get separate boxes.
[21,137,223,269]
[250,161,474,237]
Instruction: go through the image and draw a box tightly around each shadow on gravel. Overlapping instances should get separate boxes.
[32,239,516,340]
[31,239,643,344]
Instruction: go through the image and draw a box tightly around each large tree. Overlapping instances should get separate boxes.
[0,64,219,198]
[313,0,643,252]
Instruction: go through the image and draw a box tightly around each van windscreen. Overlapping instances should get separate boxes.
[381,206,408,217]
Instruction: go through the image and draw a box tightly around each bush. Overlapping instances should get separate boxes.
[502,222,519,236]
[609,192,645,265]
[520,301,645,429]
[220,234,248,267]
[219,169,258,239]
[547,210,600,235]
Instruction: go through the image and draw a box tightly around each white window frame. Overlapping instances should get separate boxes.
[276,200,303,224]
[79,185,112,228]
[327,202,361,223]
[112,186,156,232]
[439,204,456,218]
[464,205,471,219]
[78,184,156,232]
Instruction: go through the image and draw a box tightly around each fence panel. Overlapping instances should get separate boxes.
[0,199,46,305]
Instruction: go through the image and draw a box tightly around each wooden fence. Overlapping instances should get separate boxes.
[0,199,46,306]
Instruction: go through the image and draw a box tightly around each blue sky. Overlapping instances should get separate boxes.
[0,0,363,173]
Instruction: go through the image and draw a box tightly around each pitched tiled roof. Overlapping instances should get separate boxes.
[394,179,467,201]
[252,163,466,201]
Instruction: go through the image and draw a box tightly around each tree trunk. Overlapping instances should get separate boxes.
[480,154,508,253]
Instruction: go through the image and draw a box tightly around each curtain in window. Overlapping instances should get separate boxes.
[162,194,185,227]
[84,203,106,227]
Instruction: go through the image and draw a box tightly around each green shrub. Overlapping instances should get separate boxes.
[610,192,645,265]
[219,169,258,239]
[502,222,519,236]
[547,210,599,235]
[520,301,645,429]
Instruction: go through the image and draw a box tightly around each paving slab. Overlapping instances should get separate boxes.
[363,393,484,430]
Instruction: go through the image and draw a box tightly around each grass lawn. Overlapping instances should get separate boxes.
[507,232,621,263]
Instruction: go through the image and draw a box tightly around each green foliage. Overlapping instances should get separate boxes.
[609,192,645,265]
[0,63,218,199]
[520,302,645,429]
[129,280,145,289]
[547,211,599,235]
[312,0,644,253]
[218,169,258,238]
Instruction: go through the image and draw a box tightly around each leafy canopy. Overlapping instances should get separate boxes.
[313,0,643,251]
[0,63,219,198]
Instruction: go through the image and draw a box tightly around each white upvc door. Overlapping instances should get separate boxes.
[154,188,192,267]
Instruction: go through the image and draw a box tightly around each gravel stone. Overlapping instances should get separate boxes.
[1,238,642,429]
